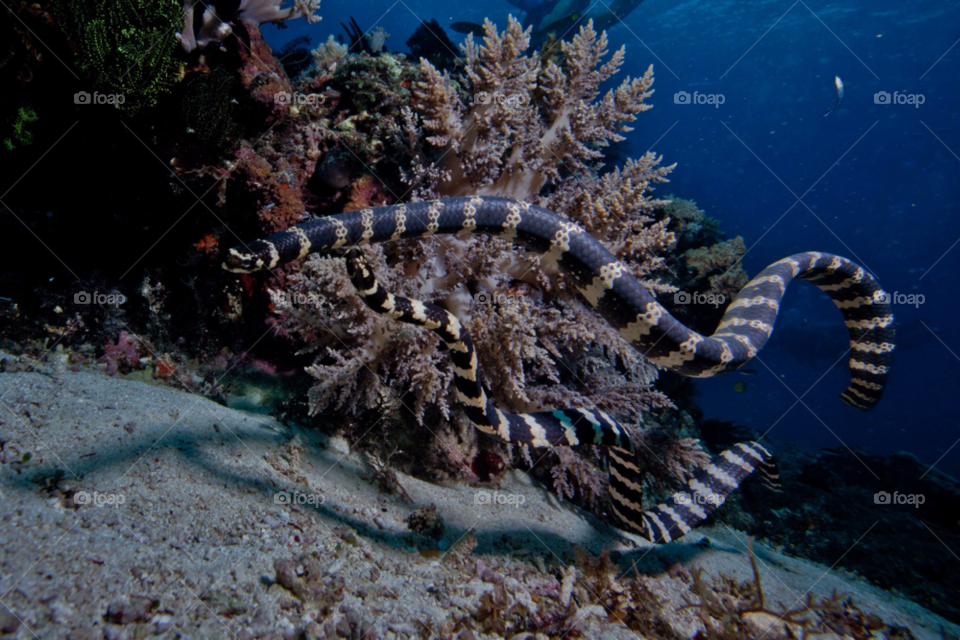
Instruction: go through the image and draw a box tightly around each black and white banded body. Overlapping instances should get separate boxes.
[224,196,894,542]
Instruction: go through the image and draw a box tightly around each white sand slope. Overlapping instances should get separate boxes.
[0,366,955,639]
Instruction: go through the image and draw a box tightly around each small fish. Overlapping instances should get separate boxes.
[823,75,844,116]
[450,21,487,37]
[733,381,747,393]
[541,12,580,36]
[737,368,757,375]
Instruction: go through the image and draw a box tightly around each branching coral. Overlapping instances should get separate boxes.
[406,17,679,303]
[270,248,455,424]
[311,35,348,74]
[258,20,736,505]
[544,155,677,293]
[680,537,896,640]
[187,19,745,512]
[176,0,322,53]
[632,421,711,492]
[412,17,668,201]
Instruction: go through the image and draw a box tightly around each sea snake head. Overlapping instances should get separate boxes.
[222,242,277,273]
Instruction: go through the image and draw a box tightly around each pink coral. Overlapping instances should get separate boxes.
[236,23,294,121]
[227,146,306,235]
[201,19,751,506]
[177,0,321,54]
[101,331,140,376]
[410,18,664,201]
[265,21,690,491]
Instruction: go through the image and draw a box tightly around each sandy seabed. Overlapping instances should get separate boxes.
[0,359,955,639]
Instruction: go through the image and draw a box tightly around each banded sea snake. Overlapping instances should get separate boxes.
[224,196,895,543]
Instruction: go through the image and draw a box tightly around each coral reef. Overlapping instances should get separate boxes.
[225,146,307,235]
[176,0,322,53]
[100,330,142,376]
[341,16,389,55]
[684,237,749,298]
[54,0,185,111]
[235,22,295,120]
[653,197,749,332]
[735,442,960,624]
[410,17,664,201]
[311,34,348,74]
[682,537,879,639]
[343,174,391,211]
[182,67,240,153]
[661,198,748,303]
[53,12,746,527]
[275,35,314,78]
[230,19,751,519]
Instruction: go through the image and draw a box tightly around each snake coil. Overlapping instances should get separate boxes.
[225,196,895,543]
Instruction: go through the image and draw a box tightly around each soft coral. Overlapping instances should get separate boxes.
[101,331,140,375]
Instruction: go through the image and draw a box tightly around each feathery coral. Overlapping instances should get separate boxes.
[412,17,663,201]
[216,19,739,510]
[311,35,348,74]
[177,0,322,53]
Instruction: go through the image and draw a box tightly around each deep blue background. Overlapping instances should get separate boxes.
[265,0,960,475]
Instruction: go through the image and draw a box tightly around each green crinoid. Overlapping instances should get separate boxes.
[54,0,184,112]
[3,106,39,151]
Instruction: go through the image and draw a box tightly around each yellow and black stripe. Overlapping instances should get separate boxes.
[224,196,895,542]
[607,441,778,543]
[344,248,775,542]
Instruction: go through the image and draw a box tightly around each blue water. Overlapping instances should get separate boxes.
[266,0,960,476]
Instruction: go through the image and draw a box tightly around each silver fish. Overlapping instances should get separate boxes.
[824,75,845,116]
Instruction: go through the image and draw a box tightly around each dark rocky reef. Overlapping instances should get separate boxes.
[702,422,960,624]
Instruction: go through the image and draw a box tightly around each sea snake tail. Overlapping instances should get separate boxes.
[223,196,896,542]
[344,247,775,543]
